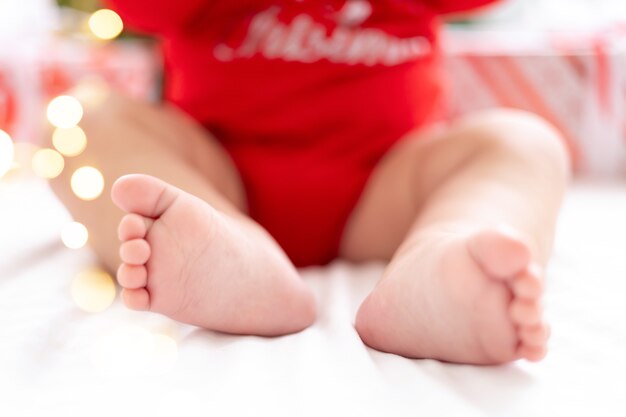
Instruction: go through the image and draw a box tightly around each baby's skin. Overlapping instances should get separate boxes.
[114,173,549,365]
[50,91,567,365]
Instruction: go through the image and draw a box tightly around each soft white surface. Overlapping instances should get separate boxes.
[1,178,626,416]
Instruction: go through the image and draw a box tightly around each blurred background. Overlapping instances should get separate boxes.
[0,0,626,184]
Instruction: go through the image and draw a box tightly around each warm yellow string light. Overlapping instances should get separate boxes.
[52,126,87,157]
[71,166,105,200]
[47,95,84,129]
[61,221,89,249]
[147,334,179,375]
[72,77,110,109]
[91,325,179,375]
[88,9,124,40]
[71,267,116,313]
[31,148,64,179]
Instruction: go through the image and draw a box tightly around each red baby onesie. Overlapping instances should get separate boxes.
[106,0,499,266]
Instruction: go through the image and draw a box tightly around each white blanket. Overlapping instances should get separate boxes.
[1,178,626,416]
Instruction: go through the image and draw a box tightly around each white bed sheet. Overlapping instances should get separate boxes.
[1,177,626,416]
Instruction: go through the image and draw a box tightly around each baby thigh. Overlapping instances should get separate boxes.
[48,92,246,270]
[340,109,570,262]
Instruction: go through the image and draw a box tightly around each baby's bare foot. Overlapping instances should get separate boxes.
[355,226,549,364]
[111,174,316,336]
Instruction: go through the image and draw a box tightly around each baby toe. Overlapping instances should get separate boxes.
[468,226,532,279]
[119,239,151,265]
[118,214,152,241]
[512,265,544,300]
[510,299,542,326]
[117,263,148,289]
[519,322,551,347]
[121,288,150,311]
[517,344,547,362]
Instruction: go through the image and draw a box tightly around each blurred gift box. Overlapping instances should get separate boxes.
[0,39,159,144]
[443,24,626,176]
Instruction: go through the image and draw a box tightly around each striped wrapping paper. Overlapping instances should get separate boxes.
[443,24,626,177]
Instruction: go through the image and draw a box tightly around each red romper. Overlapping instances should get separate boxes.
[106,0,498,266]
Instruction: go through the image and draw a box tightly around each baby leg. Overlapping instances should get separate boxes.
[49,92,315,335]
[341,109,570,364]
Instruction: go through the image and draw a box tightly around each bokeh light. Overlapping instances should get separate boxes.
[71,166,104,200]
[72,77,110,109]
[91,325,179,376]
[91,325,152,376]
[146,334,179,375]
[71,267,116,313]
[31,148,64,179]
[89,9,124,40]
[52,126,87,157]
[61,221,89,249]
[47,95,84,128]
[0,129,14,178]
